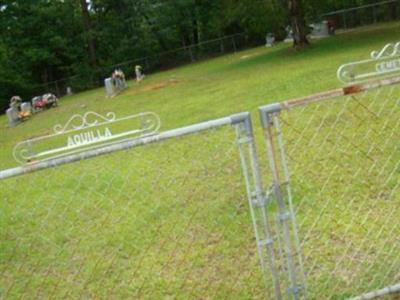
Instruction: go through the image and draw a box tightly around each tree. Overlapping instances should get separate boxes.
[280,0,309,49]
[79,0,98,68]
[288,0,309,48]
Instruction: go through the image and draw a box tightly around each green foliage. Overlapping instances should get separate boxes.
[0,0,398,110]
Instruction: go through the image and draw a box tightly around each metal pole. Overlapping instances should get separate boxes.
[235,115,283,299]
[272,115,307,299]
[231,36,237,53]
[259,107,303,300]
[0,114,247,180]
[350,283,400,300]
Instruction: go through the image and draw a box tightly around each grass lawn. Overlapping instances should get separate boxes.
[1,22,400,299]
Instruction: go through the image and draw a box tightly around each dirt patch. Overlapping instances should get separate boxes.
[239,49,268,60]
[128,78,181,95]
[240,54,253,60]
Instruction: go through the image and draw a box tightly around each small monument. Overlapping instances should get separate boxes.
[266,33,276,47]
[20,102,32,115]
[135,65,145,82]
[310,21,330,38]
[284,25,294,43]
[105,78,114,97]
[31,93,58,112]
[105,69,126,97]
[6,107,19,127]
[6,96,31,127]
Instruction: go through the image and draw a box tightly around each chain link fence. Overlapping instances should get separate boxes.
[2,38,400,299]
[258,76,400,299]
[34,33,248,99]
[319,0,399,31]
[0,113,271,299]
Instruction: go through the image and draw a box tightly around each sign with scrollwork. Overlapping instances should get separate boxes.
[13,111,160,164]
[337,42,400,84]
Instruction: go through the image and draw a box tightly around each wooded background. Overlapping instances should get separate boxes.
[0,0,399,110]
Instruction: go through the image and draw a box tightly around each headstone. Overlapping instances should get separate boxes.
[135,65,144,82]
[115,77,126,90]
[266,33,276,47]
[66,86,72,95]
[6,107,19,127]
[21,102,32,114]
[284,25,294,43]
[311,21,330,38]
[105,77,115,97]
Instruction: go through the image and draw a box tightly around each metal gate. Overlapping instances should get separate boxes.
[0,112,269,299]
[257,43,400,299]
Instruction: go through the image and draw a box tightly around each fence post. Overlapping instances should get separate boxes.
[55,80,60,97]
[259,104,307,300]
[231,36,237,53]
[233,112,282,300]
[188,45,195,62]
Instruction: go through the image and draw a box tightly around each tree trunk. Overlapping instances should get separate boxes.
[79,0,98,68]
[288,0,309,49]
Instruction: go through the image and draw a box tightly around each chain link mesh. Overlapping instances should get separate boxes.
[264,83,400,299]
[1,125,266,299]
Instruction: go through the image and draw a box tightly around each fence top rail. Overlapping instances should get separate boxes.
[259,75,400,116]
[0,112,250,180]
[34,32,246,88]
[349,283,400,300]
[320,0,397,17]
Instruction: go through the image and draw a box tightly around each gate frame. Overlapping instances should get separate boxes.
[258,75,400,300]
[0,111,283,298]
[1,112,251,180]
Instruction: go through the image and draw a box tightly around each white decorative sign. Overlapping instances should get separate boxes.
[337,42,400,84]
[13,111,160,164]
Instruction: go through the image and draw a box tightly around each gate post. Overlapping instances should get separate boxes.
[259,104,307,300]
[232,112,282,299]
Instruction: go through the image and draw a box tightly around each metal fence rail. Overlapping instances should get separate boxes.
[259,75,400,299]
[319,0,399,30]
[35,33,248,99]
[0,112,272,299]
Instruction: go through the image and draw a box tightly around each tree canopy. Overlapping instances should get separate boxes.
[0,0,398,110]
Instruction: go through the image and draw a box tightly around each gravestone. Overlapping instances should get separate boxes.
[66,86,72,95]
[284,25,294,43]
[6,107,19,127]
[115,77,126,90]
[105,78,114,97]
[266,33,276,47]
[21,102,32,114]
[135,65,144,82]
[311,21,330,38]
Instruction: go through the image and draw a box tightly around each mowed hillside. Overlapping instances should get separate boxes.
[1,22,400,299]
[1,22,400,170]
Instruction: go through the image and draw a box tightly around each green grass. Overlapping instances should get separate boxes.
[1,22,400,299]
[1,21,400,169]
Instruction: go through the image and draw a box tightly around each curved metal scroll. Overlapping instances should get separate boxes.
[337,42,400,84]
[13,111,161,164]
